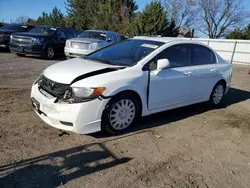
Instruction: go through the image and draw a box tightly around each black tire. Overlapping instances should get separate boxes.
[16,53,25,57]
[209,81,225,106]
[101,92,141,135]
[42,45,55,60]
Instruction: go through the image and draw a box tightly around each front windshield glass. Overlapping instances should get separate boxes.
[29,26,57,35]
[78,31,106,40]
[86,39,164,66]
[0,24,25,31]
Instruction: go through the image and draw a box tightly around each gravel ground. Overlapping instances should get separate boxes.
[0,51,250,188]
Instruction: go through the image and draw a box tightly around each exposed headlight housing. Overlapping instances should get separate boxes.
[33,72,44,85]
[58,87,106,103]
[32,38,44,44]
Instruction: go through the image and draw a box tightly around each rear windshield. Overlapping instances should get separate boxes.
[29,26,57,35]
[78,31,106,40]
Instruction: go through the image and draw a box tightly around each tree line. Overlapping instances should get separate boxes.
[3,0,250,39]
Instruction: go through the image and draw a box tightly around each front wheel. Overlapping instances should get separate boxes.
[43,46,55,60]
[15,53,25,57]
[102,93,140,134]
[210,82,225,105]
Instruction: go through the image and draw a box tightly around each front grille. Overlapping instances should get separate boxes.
[38,75,70,98]
[71,41,90,49]
[11,36,32,46]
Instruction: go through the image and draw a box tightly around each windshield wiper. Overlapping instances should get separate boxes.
[86,57,115,65]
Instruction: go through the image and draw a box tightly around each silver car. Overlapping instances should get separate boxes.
[64,30,121,58]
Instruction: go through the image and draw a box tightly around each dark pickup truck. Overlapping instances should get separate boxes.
[0,24,35,49]
[9,25,79,59]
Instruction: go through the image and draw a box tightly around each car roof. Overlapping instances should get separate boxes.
[33,26,77,30]
[133,36,207,46]
[35,25,60,28]
[85,30,118,34]
[4,23,32,26]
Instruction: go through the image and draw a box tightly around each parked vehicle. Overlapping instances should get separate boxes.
[120,34,133,40]
[0,24,34,49]
[9,26,78,59]
[31,37,232,135]
[64,30,121,58]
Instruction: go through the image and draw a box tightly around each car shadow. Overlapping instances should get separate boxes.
[0,48,10,52]
[93,87,250,138]
[0,142,131,188]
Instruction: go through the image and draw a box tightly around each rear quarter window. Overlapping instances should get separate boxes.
[192,45,216,65]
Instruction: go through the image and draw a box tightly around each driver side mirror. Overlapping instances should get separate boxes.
[107,38,112,42]
[154,59,170,75]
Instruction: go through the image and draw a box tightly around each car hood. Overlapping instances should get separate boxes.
[69,37,103,43]
[43,58,123,84]
[11,32,50,38]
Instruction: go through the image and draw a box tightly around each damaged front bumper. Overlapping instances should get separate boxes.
[30,83,110,134]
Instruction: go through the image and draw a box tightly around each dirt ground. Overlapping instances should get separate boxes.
[0,51,250,188]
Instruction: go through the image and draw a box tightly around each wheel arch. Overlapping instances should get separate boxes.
[216,79,227,88]
[104,89,143,117]
[100,89,144,134]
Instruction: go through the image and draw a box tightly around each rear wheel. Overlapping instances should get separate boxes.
[210,82,225,105]
[102,93,140,134]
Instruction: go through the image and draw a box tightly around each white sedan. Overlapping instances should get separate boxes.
[31,37,232,134]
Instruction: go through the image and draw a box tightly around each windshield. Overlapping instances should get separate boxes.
[78,31,106,40]
[29,26,57,35]
[0,24,26,31]
[85,39,164,66]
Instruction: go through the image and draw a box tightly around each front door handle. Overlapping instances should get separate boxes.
[184,71,193,76]
[211,68,219,73]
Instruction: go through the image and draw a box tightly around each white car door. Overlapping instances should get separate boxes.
[191,44,221,101]
[148,44,194,111]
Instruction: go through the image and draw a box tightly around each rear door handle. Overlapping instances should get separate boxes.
[184,71,193,76]
[211,68,219,73]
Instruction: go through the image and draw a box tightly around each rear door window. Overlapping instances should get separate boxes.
[192,45,216,65]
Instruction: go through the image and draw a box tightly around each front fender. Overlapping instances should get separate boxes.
[103,83,148,116]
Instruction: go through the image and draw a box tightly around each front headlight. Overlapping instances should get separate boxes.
[32,38,44,44]
[66,40,70,47]
[59,87,106,103]
[10,35,13,42]
[5,34,10,39]
[90,42,98,50]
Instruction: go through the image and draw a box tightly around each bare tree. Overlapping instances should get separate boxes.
[165,0,198,29]
[15,15,28,24]
[197,0,250,38]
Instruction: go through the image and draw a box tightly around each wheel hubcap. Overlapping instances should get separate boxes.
[213,85,224,104]
[109,99,136,130]
[47,47,54,58]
